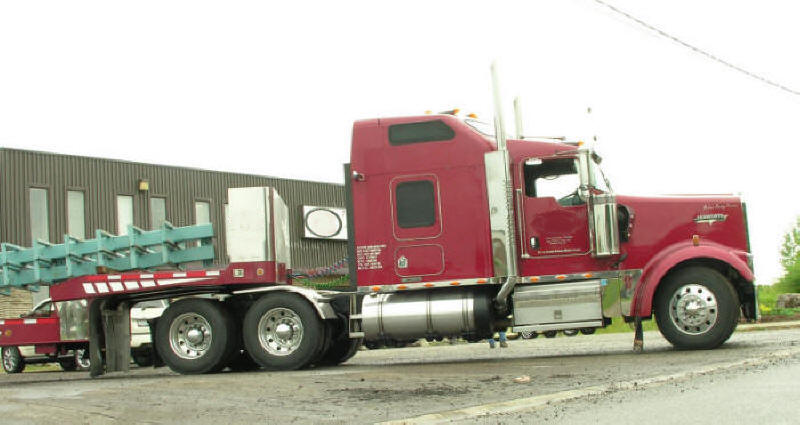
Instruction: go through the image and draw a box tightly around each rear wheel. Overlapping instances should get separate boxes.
[74,348,91,370]
[243,293,324,370]
[562,329,579,337]
[654,266,740,350]
[133,351,154,367]
[520,331,537,339]
[318,337,361,366]
[59,356,77,371]
[155,299,238,374]
[543,330,557,338]
[2,347,25,373]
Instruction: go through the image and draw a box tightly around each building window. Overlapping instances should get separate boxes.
[117,195,134,235]
[150,197,166,229]
[67,191,85,239]
[29,188,50,243]
[395,180,435,228]
[195,201,211,224]
[388,120,455,146]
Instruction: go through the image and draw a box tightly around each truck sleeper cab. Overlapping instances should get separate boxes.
[349,114,756,350]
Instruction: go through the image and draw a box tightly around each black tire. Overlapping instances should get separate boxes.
[520,331,537,339]
[242,293,324,371]
[318,337,362,366]
[133,352,154,367]
[59,356,78,371]
[544,330,557,338]
[654,266,740,350]
[155,298,238,374]
[226,350,261,372]
[579,328,596,335]
[562,329,579,337]
[2,346,25,373]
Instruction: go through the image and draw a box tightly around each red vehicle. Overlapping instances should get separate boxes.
[0,76,757,377]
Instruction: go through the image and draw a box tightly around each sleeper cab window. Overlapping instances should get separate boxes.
[395,180,436,228]
[388,120,455,146]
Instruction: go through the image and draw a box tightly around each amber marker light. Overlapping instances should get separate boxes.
[583,273,593,278]
[556,275,567,280]
[692,235,701,246]
[467,113,478,118]
[424,283,434,287]
[371,286,381,292]
[477,279,487,284]
[450,281,460,286]
[397,285,407,290]
[529,276,540,282]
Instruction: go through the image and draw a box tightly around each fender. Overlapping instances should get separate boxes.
[631,241,754,317]
[232,285,338,320]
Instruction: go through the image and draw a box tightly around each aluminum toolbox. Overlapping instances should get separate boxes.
[512,280,603,329]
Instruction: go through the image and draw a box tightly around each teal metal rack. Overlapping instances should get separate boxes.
[0,222,214,295]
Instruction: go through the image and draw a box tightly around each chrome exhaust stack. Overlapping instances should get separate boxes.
[486,61,519,313]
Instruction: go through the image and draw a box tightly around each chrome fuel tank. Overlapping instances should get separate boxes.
[361,289,493,341]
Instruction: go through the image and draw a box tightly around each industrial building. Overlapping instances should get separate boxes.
[0,148,347,317]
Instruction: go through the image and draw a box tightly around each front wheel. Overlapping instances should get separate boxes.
[242,293,324,371]
[155,299,238,374]
[654,266,740,350]
[2,346,25,373]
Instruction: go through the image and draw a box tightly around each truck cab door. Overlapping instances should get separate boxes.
[517,156,591,262]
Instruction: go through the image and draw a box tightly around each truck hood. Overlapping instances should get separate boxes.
[615,194,749,256]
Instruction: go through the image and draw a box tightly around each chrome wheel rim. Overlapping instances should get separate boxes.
[75,349,90,369]
[669,283,718,335]
[2,348,15,370]
[258,307,303,356]
[169,313,213,359]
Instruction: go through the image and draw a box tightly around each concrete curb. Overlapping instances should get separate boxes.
[380,346,800,425]
[738,320,800,332]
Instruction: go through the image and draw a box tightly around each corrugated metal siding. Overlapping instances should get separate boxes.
[0,148,346,316]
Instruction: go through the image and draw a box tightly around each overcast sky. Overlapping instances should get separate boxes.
[1,0,798,285]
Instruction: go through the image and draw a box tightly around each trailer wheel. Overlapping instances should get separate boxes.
[562,329,579,337]
[242,293,324,370]
[2,346,25,373]
[654,266,740,350]
[227,350,261,372]
[155,299,238,374]
[520,331,537,339]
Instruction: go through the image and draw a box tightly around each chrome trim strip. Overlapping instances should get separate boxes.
[513,320,603,333]
[357,277,498,294]
[233,285,336,319]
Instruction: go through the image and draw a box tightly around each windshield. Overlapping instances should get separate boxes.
[463,118,495,138]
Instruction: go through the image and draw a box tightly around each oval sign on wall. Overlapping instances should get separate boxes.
[303,206,348,240]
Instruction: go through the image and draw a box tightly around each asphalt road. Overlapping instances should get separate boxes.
[1,326,798,424]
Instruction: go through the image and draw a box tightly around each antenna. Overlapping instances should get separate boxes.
[513,97,523,139]
[490,61,508,151]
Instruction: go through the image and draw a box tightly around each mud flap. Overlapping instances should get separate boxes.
[633,316,643,353]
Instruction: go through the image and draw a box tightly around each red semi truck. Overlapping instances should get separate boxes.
[0,85,756,377]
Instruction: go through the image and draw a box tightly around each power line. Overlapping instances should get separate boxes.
[592,0,800,97]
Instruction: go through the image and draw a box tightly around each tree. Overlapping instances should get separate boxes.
[777,216,800,293]
[780,216,800,273]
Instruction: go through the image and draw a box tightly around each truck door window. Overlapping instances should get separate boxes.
[524,158,584,206]
[395,180,436,228]
[388,120,455,146]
